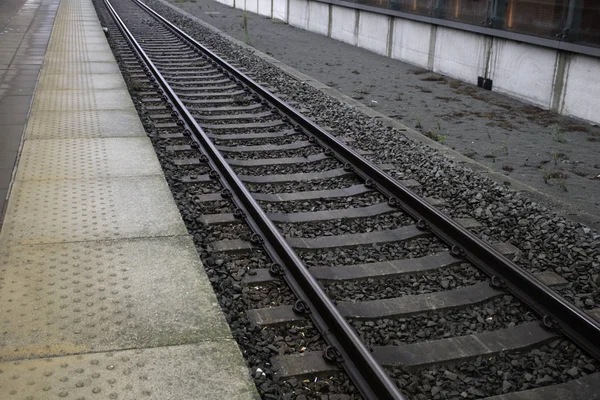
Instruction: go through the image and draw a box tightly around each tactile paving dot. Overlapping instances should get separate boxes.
[0,343,258,399]
[31,89,97,112]
[25,110,145,139]
[31,89,135,112]
[14,138,161,180]
[0,176,187,245]
[0,178,119,245]
[0,237,231,360]
[38,73,126,90]
[16,138,109,180]
[37,73,93,90]
[45,49,115,63]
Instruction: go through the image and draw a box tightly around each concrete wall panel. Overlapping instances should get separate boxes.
[257,0,271,17]
[490,40,555,108]
[218,0,234,7]
[245,0,259,13]
[391,18,430,68]
[433,27,485,84]
[272,0,287,21]
[357,11,389,56]
[220,0,599,124]
[307,2,329,36]
[330,6,356,45]
[288,0,309,30]
[561,54,600,123]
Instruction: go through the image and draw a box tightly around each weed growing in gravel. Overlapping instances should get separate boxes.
[542,169,569,191]
[421,76,447,83]
[551,124,567,143]
[501,139,509,156]
[414,116,422,129]
[242,11,250,44]
[423,121,447,144]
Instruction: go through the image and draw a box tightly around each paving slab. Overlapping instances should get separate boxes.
[15,137,163,181]
[44,51,116,63]
[27,108,142,139]
[0,342,259,399]
[37,73,126,90]
[30,89,135,112]
[0,236,231,361]
[0,175,187,245]
[42,60,122,74]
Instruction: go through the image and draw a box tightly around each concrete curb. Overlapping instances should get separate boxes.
[149,0,600,230]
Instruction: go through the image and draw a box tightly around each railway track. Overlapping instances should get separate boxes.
[96,0,600,398]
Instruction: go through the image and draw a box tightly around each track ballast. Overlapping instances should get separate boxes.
[94,0,600,398]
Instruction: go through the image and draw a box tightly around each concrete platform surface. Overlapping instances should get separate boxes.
[0,0,259,398]
[0,236,232,361]
[0,0,60,215]
[0,176,188,245]
[0,342,258,399]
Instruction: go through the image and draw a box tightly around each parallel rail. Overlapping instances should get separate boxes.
[103,0,405,398]
[103,0,600,397]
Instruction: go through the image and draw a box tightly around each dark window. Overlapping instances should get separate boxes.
[436,0,488,25]
[501,0,567,39]
[389,0,433,15]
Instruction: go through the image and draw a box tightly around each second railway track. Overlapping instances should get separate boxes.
[95,0,600,398]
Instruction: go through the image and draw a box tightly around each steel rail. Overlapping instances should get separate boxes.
[103,0,406,398]
[132,0,600,362]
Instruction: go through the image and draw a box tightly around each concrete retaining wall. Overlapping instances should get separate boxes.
[217,0,600,124]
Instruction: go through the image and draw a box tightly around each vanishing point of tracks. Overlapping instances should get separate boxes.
[98,0,600,398]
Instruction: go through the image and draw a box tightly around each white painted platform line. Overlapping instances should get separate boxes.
[0,0,259,398]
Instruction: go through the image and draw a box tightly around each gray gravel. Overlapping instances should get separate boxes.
[352,296,536,346]
[143,0,599,310]
[390,340,599,399]
[246,176,365,195]
[325,263,484,301]
[259,191,387,213]
[278,212,414,237]
[299,238,447,268]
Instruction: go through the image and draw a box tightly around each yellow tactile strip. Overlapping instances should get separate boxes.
[0,0,258,397]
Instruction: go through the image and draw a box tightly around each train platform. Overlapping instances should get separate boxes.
[0,0,258,398]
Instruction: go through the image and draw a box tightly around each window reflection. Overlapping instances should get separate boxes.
[436,0,487,25]
[348,0,600,48]
[388,0,432,14]
[500,0,566,39]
